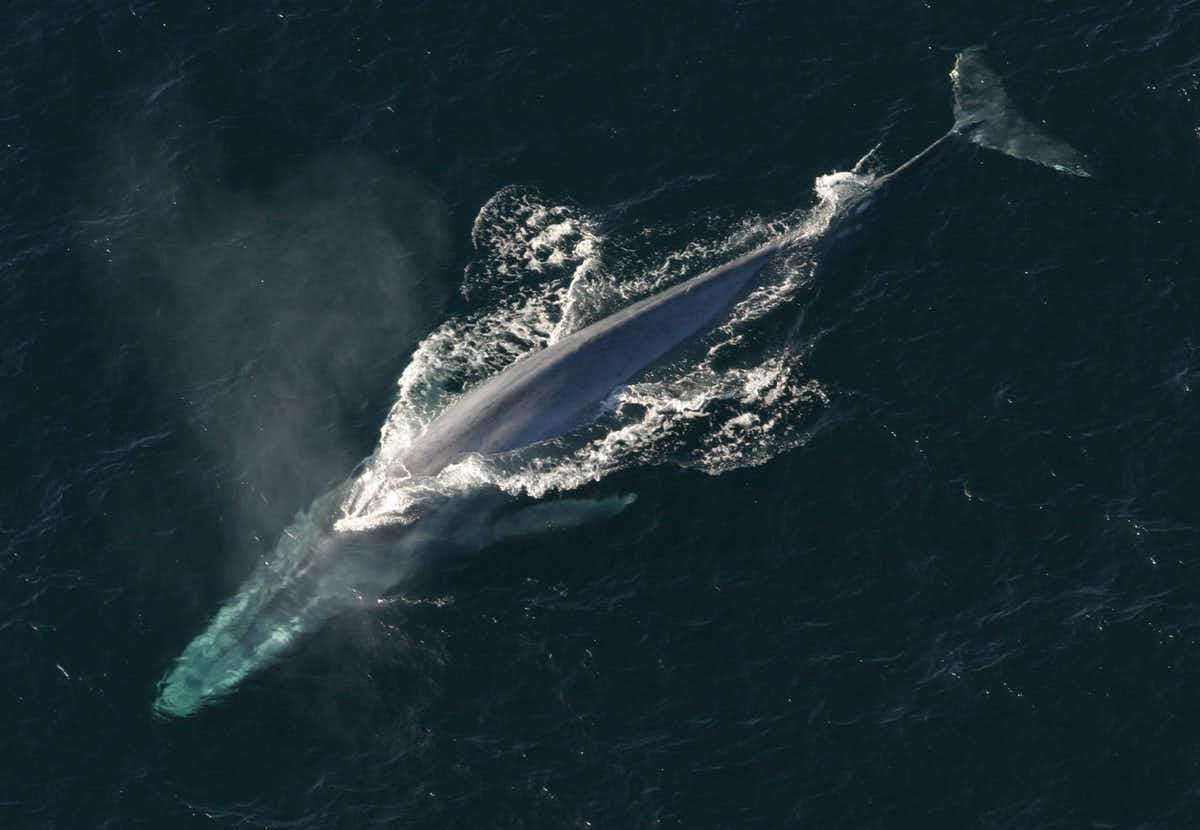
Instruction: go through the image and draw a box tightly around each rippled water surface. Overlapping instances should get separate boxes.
[5,2,1200,827]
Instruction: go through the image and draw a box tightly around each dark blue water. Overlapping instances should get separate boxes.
[6,1,1200,827]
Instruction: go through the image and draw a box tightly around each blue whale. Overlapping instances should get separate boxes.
[153,48,1089,717]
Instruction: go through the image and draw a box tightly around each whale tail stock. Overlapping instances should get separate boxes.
[949,46,1092,177]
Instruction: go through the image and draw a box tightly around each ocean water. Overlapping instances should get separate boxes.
[5,1,1200,827]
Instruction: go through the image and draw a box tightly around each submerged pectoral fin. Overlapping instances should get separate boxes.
[491,493,638,541]
[950,46,1093,177]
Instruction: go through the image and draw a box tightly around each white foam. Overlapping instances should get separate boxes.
[336,170,872,533]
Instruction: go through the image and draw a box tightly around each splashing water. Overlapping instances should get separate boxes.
[336,169,872,533]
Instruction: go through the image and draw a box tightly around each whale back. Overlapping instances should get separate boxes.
[401,243,783,476]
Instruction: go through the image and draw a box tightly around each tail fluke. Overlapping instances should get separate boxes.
[950,46,1092,177]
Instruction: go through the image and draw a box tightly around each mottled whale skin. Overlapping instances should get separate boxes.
[402,243,786,476]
